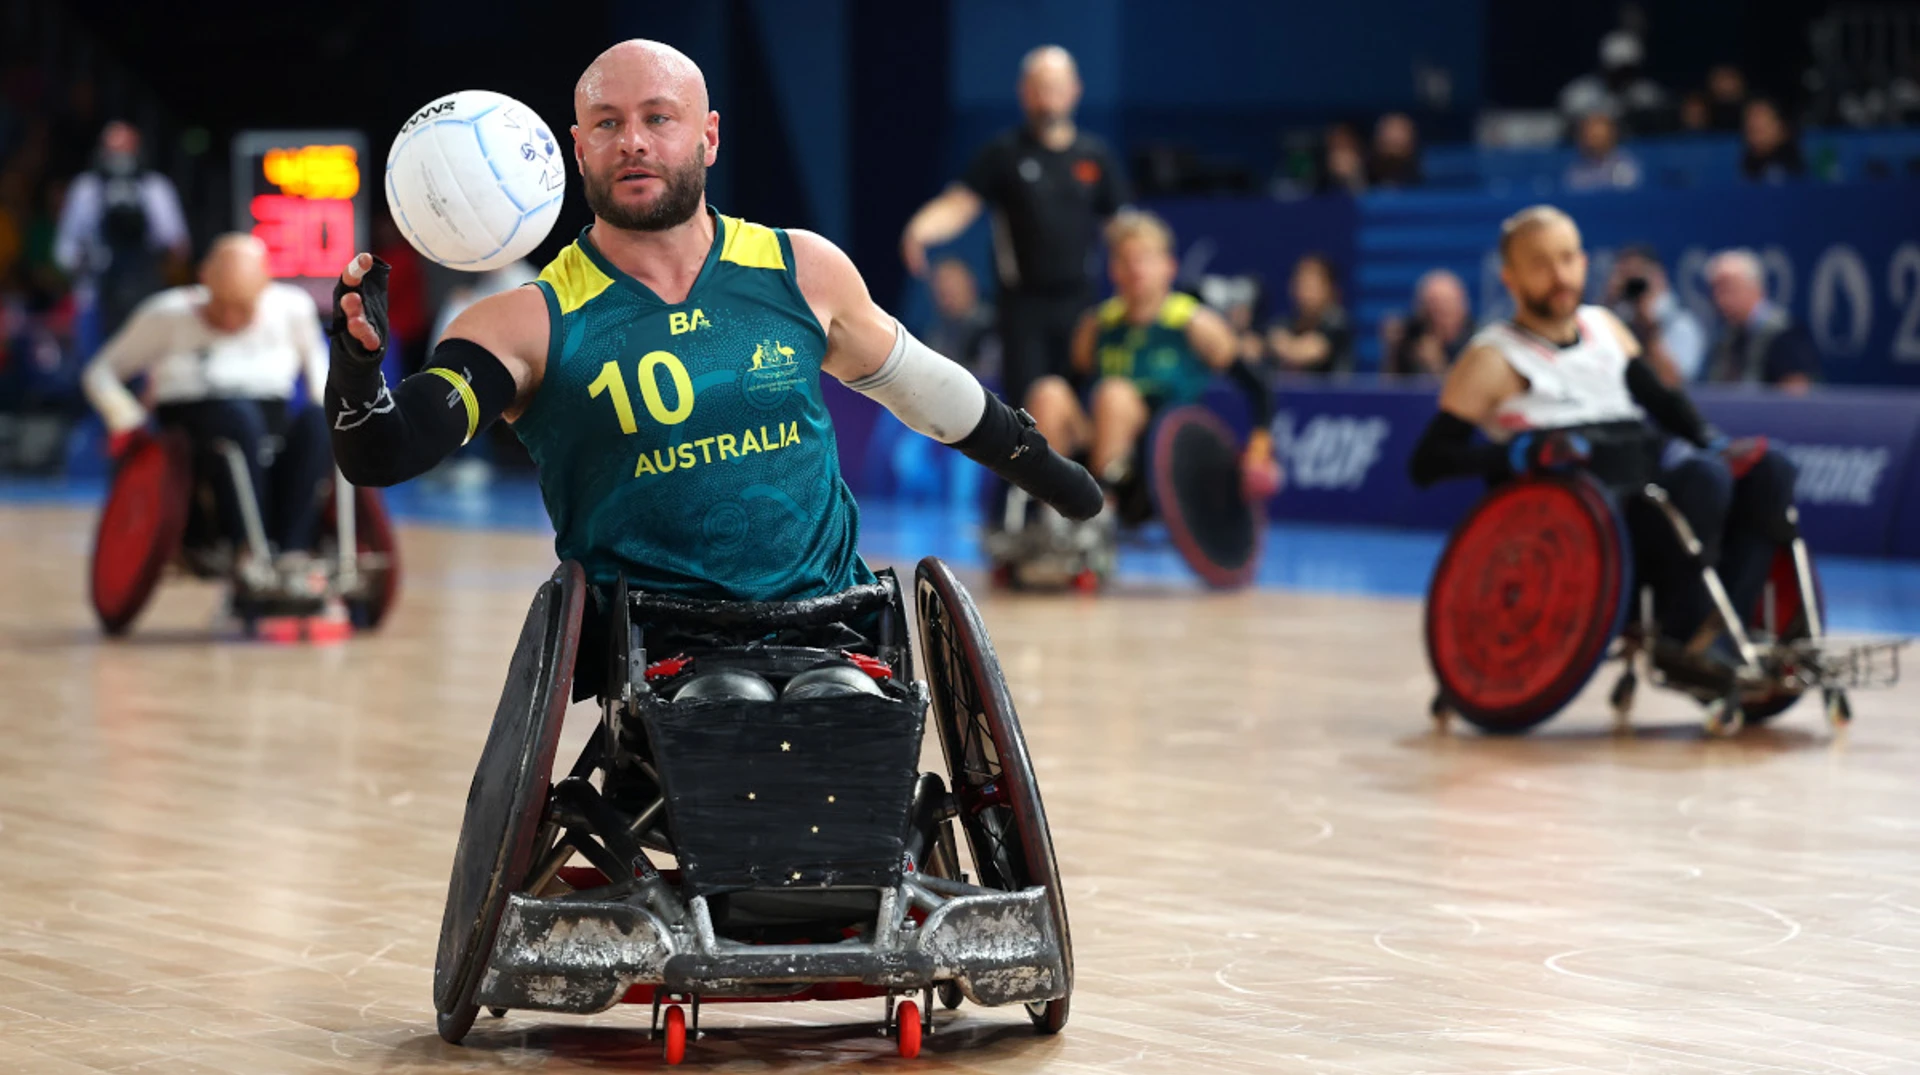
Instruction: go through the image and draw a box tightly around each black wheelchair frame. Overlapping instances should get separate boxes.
[431,557,1072,1062]
[89,429,398,635]
[987,403,1264,591]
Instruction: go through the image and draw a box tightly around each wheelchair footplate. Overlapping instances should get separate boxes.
[985,489,1115,591]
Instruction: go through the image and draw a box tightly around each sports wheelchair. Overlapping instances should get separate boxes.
[1425,466,1903,737]
[431,558,1072,1063]
[89,429,399,637]
[988,404,1266,591]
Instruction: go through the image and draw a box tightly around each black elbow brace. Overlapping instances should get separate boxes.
[1408,410,1508,488]
[953,393,1104,520]
[1624,359,1711,447]
[327,337,517,486]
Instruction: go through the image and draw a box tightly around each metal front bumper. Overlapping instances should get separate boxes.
[474,883,1067,1015]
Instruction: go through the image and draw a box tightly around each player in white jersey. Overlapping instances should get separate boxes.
[1407,205,1798,665]
[82,234,334,575]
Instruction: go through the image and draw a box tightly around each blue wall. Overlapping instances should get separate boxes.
[946,0,1485,180]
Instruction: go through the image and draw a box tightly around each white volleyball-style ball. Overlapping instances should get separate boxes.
[384,90,566,272]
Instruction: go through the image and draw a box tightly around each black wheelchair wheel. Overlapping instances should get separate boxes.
[1148,406,1263,590]
[1426,474,1633,734]
[913,556,1072,1033]
[432,561,586,1043]
[1743,546,1823,724]
[90,431,194,636]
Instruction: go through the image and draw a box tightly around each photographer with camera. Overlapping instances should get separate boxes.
[1607,244,1704,386]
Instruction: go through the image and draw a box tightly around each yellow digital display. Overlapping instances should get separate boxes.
[261,145,361,200]
[234,131,367,281]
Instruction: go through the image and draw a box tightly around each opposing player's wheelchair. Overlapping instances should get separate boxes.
[988,404,1265,591]
[432,558,1071,1062]
[89,429,400,637]
[1425,468,1904,736]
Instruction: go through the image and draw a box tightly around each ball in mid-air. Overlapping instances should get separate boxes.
[384,90,566,271]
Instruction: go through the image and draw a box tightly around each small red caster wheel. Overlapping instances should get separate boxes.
[895,999,922,1058]
[662,1004,687,1065]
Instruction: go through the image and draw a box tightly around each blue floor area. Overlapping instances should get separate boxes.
[10,473,1919,634]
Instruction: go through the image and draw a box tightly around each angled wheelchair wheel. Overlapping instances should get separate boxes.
[326,484,401,629]
[1148,406,1263,590]
[913,556,1072,1033]
[90,431,194,636]
[432,561,586,1043]
[1743,546,1824,724]
[1426,475,1632,734]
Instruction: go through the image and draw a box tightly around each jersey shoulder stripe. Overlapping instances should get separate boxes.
[1158,292,1200,329]
[718,215,786,271]
[538,243,615,315]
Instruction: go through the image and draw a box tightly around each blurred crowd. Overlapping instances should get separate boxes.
[3,5,1915,478]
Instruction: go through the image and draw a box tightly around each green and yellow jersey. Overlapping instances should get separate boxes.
[1092,292,1215,408]
[514,210,874,601]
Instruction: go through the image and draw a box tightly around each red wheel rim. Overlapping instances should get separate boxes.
[663,1005,687,1065]
[896,1000,922,1058]
[1426,477,1627,730]
[90,434,191,632]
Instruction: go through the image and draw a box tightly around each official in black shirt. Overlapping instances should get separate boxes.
[901,45,1129,408]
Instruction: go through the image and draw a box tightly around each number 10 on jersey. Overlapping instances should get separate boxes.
[588,351,695,430]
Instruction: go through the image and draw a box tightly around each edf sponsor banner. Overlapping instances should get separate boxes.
[827,373,1920,559]
[1693,390,1920,556]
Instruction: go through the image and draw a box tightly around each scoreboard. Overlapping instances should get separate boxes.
[231,130,369,301]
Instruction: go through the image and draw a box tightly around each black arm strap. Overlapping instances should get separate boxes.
[326,337,518,487]
[1225,358,1275,428]
[1407,410,1509,488]
[1624,358,1712,447]
[952,392,1104,520]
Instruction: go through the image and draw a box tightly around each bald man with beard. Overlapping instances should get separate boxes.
[324,40,1099,603]
[83,233,334,575]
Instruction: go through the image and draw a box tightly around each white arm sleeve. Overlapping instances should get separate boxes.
[841,321,988,445]
[82,304,164,433]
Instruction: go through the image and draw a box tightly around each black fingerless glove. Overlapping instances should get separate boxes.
[954,394,1104,521]
[328,257,392,371]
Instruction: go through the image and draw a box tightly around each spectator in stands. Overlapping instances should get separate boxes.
[53,121,190,350]
[1383,269,1470,378]
[1741,98,1806,182]
[922,257,1000,379]
[1267,253,1353,376]
[1564,112,1642,192]
[1678,91,1712,132]
[1318,123,1368,195]
[1559,31,1667,135]
[1705,249,1818,392]
[1194,274,1268,366]
[1706,65,1748,131]
[1607,244,1705,385]
[1368,113,1423,189]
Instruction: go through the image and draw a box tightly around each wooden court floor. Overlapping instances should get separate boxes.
[2,503,1918,1073]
